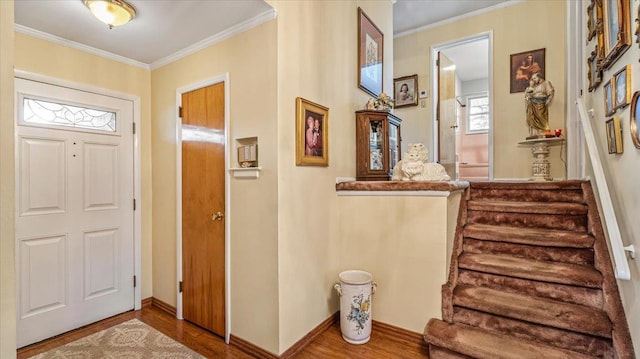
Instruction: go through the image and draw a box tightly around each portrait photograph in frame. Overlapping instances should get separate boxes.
[358,7,384,97]
[630,91,640,149]
[606,117,623,154]
[613,64,631,109]
[601,0,631,69]
[394,74,418,108]
[296,97,329,166]
[588,47,603,92]
[510,48,545,93]
[604,79,615,116]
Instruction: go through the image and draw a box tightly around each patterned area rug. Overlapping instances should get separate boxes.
[29,319,205,359]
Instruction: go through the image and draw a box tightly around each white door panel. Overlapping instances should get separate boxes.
[15,78,135,347]
[18,137,67,216]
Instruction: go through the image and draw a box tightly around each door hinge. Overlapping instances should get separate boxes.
[133,275,137,288]
[132,122,136,134]
[179,281,183,293]
[178,106,183,118]
[133,199,136,211]
[436,59,439,66]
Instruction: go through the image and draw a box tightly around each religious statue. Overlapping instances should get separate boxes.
[525,72,555,138]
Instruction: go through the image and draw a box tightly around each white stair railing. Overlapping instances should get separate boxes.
[576,98,633,280]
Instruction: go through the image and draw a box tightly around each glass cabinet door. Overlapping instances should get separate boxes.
[369,120,384,170]
[388,122,399,171]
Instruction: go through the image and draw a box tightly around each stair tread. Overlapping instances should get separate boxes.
[464,223,593,248]
[424,319,595,359]
[468,200,588,215]
[453,285,612,338]
[458,253,603,288]
[469,181,586,190]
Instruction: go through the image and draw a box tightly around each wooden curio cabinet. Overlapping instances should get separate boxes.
[355,110,402,181]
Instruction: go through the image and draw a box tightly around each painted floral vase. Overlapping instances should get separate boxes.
[334,270,377,344]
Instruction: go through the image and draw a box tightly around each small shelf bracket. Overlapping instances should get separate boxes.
[623,244,636,259]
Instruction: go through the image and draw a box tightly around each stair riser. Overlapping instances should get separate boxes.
[467,210,587,232]
[453,286,612,338]
[463,238,594,265]
[470,188,584,203]
[457,270,604,308]
[452,307,614,358]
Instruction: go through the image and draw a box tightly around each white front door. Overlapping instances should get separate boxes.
[14,78,135,347]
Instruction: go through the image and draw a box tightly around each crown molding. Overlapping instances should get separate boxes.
[150,8,277,70]
[394,0,525,39]
[14,24,150,70]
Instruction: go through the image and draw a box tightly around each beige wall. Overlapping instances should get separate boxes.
[150,20,280,353]
[394,0,567,180]
[0,1,16,357]
[338,192,461,332]
[13,33,154,300]
[581,0,640,353]
[270,0,393,353]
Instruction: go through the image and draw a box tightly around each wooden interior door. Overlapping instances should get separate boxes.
[437,52,458,180]
[181,83,225,336]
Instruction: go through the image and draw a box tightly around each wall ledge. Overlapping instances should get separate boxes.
[336,181,469,197]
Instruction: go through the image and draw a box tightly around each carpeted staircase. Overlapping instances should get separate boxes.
[424,181,635,359]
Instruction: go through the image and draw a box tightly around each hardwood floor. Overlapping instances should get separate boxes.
[17,305,429,358]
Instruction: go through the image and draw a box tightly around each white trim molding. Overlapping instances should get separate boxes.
[14,25,150,70]
[150,9,276,70]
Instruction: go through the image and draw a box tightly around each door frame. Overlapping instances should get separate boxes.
[431,31,494,180]
[175,74,230,343]
[13,69,143,311]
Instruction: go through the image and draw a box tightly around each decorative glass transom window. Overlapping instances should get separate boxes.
[466,94,489,133]
[23,98,116,132]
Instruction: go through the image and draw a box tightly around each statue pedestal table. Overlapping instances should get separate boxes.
[517,137,564,181]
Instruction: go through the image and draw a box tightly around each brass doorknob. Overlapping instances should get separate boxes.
[212,211,225,221]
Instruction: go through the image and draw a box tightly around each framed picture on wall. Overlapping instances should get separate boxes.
[358,7,384,97]
[296,97,329,166]
[606,117,623,154]
[510,48,545,93]
[588,47,603,92]
[630,91,640,149]
[613,65,631,109]
[393,74,418,108]
[601,0,631,69]
[604,79,615,116]
[587,0,598,41]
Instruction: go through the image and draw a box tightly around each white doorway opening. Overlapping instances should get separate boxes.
[432,32,493,181]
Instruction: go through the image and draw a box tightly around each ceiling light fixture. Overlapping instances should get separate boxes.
[83,0,136,29]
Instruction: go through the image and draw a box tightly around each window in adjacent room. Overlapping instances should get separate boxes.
[466,93,489,133]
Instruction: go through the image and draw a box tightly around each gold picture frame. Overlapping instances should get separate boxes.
[394,74,418,108]
[296,97,329,166]
[358,7,384,97]
[604,79,615,116]
[588,47,603,92]
[630,91,640,148]
[601,0,631,69]
[606,117,623,154]
[587,0,599,41]
[613,64,631,109]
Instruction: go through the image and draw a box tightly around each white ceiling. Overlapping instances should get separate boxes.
[14,0,274,68]
[440,38,489,82]
[393,0,511,36]
[14,0,510,74]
